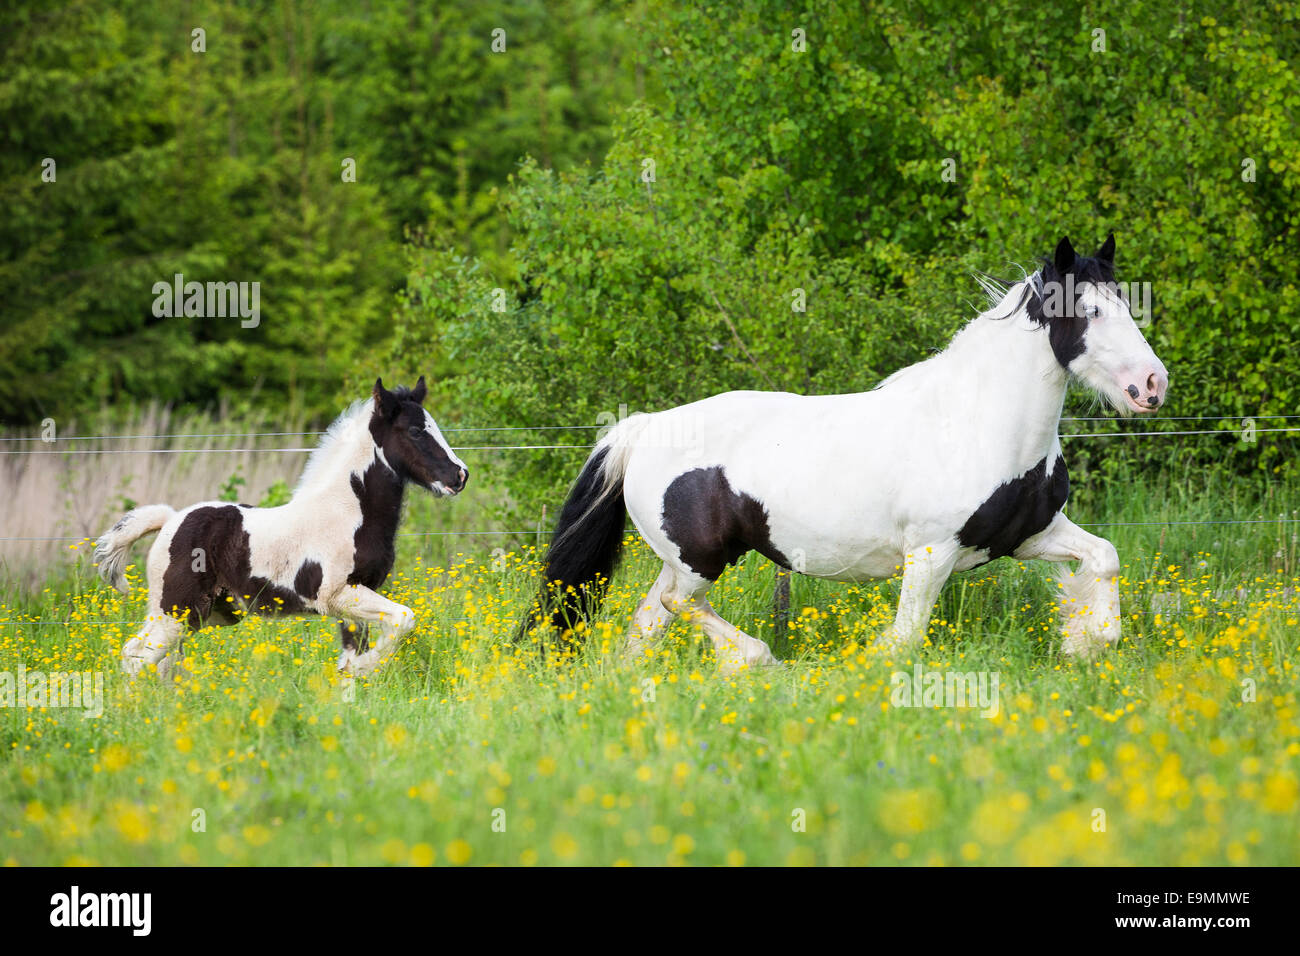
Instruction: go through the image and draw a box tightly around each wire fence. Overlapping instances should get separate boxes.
[2,413,1296,545]
[1,413,1298,447]
[4,426,1299,454]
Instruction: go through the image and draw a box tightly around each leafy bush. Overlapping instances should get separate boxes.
[389,0,1299,522]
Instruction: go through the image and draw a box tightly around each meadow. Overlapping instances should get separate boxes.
[1,467,1297,867]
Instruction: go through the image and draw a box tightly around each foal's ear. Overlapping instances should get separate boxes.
[411,375,427,404]
[1053,236,1077,274]
[1096,232,1116,263]
[373,377,399,420]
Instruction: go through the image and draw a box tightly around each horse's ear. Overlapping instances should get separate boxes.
[411,376,427,404]
[373,377,398,420]
[1053,236,1077,274]
[1096,232,1116,263]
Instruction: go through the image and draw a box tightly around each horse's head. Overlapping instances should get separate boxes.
[370,377,468,496]
[1032,234,1168,415]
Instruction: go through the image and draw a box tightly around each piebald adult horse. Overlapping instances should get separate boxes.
[95,378,467,679]
[525,235,1167,673]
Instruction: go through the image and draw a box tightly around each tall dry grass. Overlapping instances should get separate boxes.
[0,404,313,590]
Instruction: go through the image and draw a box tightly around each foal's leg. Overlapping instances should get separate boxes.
[328,585,415,677]
[660,568,779,676]
[878,543,960,652]
[122,601,186,680]
[624,562,674,661]
[122,536,192,680]
[1014,513,1121,658]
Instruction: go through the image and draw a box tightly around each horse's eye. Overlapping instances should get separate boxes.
[408,425,423,435]
[1084,305,1100,319]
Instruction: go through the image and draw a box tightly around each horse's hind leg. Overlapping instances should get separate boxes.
[123,535,196,681]
[879,542,959,653]
[625,562,674,661]
[122,605,186,680]
[661,568,779,676]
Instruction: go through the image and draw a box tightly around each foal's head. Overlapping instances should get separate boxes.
[370,377,468,496]
[1030,234,1169,415]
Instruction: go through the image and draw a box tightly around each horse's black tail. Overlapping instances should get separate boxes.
[518,440,631,642]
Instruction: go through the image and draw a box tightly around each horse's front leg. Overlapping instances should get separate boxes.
[1014,513,1122,658]
[328,584,415,678]
[878,542,959,653]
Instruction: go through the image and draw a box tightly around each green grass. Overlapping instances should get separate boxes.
[1,471,1297,866]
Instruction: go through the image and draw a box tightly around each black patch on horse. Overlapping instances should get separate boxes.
[957,455,1069,562]
[160,505,307,629]
[294,559,323,600]
[347,461,405,589]
[661,467,790,580]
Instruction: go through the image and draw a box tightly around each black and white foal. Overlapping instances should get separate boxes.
[95,378,467,679]
[526,235,1168,673]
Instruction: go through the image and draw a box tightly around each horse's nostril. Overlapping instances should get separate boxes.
[458,468,468,489]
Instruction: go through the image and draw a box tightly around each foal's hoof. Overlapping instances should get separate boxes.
[121,638,148,677]
[339,648,380,679]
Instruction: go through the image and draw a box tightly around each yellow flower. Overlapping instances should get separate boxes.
[102,744,131,772]
[410,843,436,867]
[551,832,579,860]
[879,789,943,837]
[1261,772,1298,813]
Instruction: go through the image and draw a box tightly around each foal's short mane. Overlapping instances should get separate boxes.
[292,384,426,496]
[293,398,374,495]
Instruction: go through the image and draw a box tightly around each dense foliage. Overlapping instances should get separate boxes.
[3,1,1296,518]
[0,0,641,423]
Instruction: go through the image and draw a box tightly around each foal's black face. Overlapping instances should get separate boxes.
[371,377,468,495]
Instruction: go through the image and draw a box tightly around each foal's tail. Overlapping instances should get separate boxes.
[518,418,645,641]
[93,504,175,594]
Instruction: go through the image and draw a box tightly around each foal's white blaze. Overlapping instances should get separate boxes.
[424,410,466,496]
[1068,282,1169,415]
